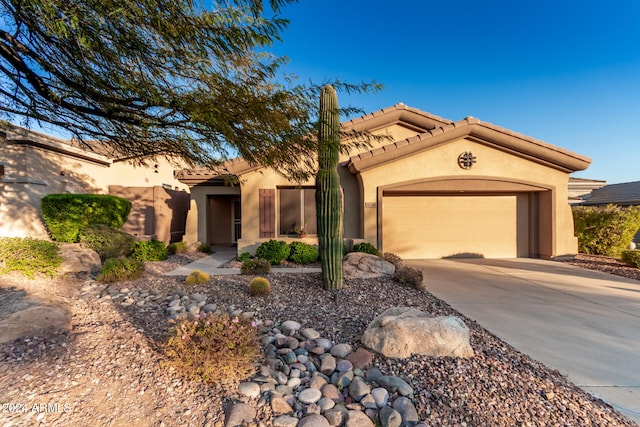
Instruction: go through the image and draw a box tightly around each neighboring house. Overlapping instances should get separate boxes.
[0,123,190,243]
[579,181,640,206]
[176,104,591,259]
[567,177,607,204]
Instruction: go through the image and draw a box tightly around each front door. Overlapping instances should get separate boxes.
[233,199,241,244]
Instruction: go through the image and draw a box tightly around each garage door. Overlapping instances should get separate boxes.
[383,195,522,259]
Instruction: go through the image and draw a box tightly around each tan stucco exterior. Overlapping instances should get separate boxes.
[0,124,189,241]
[177,104,591,259]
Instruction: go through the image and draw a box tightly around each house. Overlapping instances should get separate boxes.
[0,123,190,243]
[567,177,607,204]
[578,181,640,206]
[176,104,591,259]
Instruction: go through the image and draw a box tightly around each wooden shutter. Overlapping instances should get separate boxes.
[259,189,275,238]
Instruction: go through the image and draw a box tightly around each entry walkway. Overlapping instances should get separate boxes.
[164,246,321,276]
[408,258,640,424]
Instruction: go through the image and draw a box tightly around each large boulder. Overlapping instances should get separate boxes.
[361,307,474,358]
[58,244,102,278]
[343,252,395,279]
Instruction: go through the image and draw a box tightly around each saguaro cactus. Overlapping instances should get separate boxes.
[316,85,343,290]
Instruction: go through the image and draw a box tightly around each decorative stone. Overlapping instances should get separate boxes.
[324,407,347,426]
[317,397,335,412]
[343,252,395,279]
[273,415,299,427]
[238,381,261,399]
[223,402,256,427]
[330,343,352,358]
[302,328,321,340]
[58,244,101,277]
[298,388,322,404]
[320,355,336,375]
[376,376,414,397]
[344,410,375,427]
[361,307,474,358]
[392,396,419,426]
[298,414,331,427]
[360,394,377,409]
[335,370,354,389]
[336,359,353,372]
[371,387,389,408]
[316,338,333,350]
[281,320,302,335]
[379,406,402,427]
[346,348,374,370]
[348,377,371,402]
[320,384,341,401]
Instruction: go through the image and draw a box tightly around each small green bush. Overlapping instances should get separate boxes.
[79,224,136,261]
[352,242,380,256]
[288,241,319,265]
[256,240,290,265]
[97,257,145,283]
[573,205,640,257]
[621,250,640,268]
[41,193,131,242]
[240,258,272,275]
[131,239,168,262]
[0,237,62,278]
[248,276,271,296]
[164,313,260,385]
[197,243,211,253]
[237,252,252,263]
[167,241,188,255]
[185,270,211,285]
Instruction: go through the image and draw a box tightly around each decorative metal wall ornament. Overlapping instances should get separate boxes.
[457,151,477,169]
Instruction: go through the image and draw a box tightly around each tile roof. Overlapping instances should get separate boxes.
[580,181,640,206]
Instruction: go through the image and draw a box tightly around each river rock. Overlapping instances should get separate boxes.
[343,252,395,279]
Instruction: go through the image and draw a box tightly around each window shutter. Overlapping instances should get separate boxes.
[259,189,275,238]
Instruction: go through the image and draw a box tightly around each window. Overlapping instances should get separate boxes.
[279,187,317,236]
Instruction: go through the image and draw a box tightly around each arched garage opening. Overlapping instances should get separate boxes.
[378,177,553,259]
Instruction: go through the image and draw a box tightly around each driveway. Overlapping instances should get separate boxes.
[407,258,640,424]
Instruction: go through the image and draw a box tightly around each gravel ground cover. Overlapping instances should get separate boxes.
[0,253,638,426]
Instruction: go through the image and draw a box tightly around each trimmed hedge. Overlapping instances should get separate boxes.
[288,241,318,265]
[573,205,640,257]
[0,237,62,278]
[256,240,290,265]
[41,193,132,242]
[132,239,168,261]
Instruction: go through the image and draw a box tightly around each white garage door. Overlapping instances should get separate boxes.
[383,195,521,259]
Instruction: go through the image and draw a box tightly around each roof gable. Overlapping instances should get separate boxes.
[347,113,591,174]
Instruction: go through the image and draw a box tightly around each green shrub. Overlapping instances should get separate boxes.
[78,224,136,261]
[0,237,62,278]
[352,242,380,256]
[97,257,145,283]
[248,276,271,296]
[621,250,640,268]
[164,313,260,385]
[237,252,252,263]
[197,243,211,253]
[185,270,210,285]
[41,193,131,242]
[573,205,640,257]
[240,258,272,275]
[167,241,188,255]
[255,240,290,265]
[288,241,319,265]
[131,239,168,261]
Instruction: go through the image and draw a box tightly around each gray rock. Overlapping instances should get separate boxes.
[298,387,322,404]
[360,394,377,409]
[344,410,375,427]
[298,414,331,427]
[379,406,402,427]
[323,407,347,426]
[238,381,261,399]
[392,396,419,426]
[330,343,352,358]
[302,328,321,340]
[58,244,101,277]
[223,402,256,427]
[273,415,299,427]
[376,376,414,397]
[371,387,389,408]
[271,396,294,415]
[335,370,354,389]
[315,338,333,350]
[281,320,302,335]
[361,307,474,358]
[348,377,371,402]
[365,367,383,383]
[343,252,395,279]
[317,397,335,412]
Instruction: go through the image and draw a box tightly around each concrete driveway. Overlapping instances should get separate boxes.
[407,257,640,424]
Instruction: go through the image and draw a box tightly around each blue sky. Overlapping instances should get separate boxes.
[271,0,640,184]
